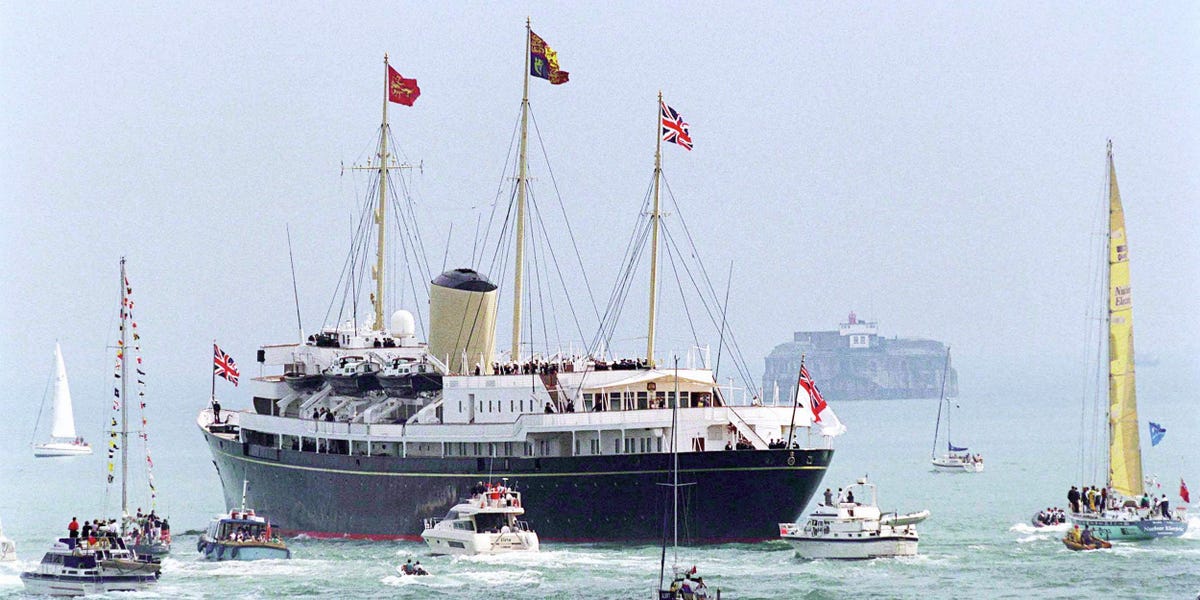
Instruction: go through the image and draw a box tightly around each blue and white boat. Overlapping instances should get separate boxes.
[198,481,291,561]
[20,536,160,596]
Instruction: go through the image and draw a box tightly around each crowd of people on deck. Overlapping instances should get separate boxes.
[66,513,159,549]
[724,437,755,451]
[1066,485,1177,518]
[312,407,337,421]
[668,568,710,599]
[1034,507,1066,526]
[766,438,801,449]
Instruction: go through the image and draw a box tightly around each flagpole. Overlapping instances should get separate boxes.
[373,54,390,331]
[511,18,532,363]
[646,92,663,368]
[210,339,217,405]
[786,354,804,448]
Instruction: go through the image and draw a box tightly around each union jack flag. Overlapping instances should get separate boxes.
[213,343,239,386]
[798,363,827,422]
[660,101,692,151]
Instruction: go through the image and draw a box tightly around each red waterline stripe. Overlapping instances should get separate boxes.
[280,529,771,544]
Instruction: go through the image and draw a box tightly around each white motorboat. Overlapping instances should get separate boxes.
[779,476,929,559]
[198,481,291,561]
[421,481,538,555]
[929,348,982,473]
[20,536,160,596]
[32,343,92,457]
[0,518,15,561]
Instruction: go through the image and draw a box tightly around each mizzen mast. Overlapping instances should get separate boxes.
[511,19,533,362]
[118,257,129,530]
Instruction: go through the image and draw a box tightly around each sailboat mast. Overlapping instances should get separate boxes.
[1104,142,1113,490]
[510,19,532,362]
[119,257,129,530]
[646,92,663,368]
[671,356,679,565]
[372,54,392,332]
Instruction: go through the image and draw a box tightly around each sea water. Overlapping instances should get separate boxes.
[2,382,1197,599]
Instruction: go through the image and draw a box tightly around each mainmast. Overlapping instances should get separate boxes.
[646,92,664,368]
[511,20,533,362]
[119,257,129,530]
[372,54,392,331]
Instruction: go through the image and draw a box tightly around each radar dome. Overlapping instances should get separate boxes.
[390,310,416,339]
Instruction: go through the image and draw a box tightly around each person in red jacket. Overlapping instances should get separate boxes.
[67,517,79,539]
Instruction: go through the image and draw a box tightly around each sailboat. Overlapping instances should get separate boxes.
[929,348,982,473]
[1065,142,1188,540]
[106,258,171,561]
[32,343,92,457]
[657,358,719,600]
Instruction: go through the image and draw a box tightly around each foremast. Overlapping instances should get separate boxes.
[1105,140,1142,498]
[646,92,664,369]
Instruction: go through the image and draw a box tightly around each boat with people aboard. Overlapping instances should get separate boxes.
[1062,143,1189,541]
[20,535,160,596]
[32,343,92,457]
[198,27,838,544]
[779,476,929,560]
[397,559,430,576]
[198,481,291,560]
[929,348,982,473]
[0,518,15,562]
[421,479,538,555]
[1030,507,1067,528]
[1062,524,1112,551]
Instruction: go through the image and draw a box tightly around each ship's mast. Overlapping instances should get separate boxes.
[372,54,392,331]
[646,92,664,368]
[119,257,129,531]
[511,20,532,362]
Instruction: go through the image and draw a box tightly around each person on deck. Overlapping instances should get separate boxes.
[68,517,79,539]
[212,399,222,423]
[1068,486,1080,513]
[1159,495,1170,518]
[823,488,833,506]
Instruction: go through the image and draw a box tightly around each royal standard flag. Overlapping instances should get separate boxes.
[530,31,569,85]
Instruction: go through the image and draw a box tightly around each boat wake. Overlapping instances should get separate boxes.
[1009,521,1069,544]
[1180,516,1200,540]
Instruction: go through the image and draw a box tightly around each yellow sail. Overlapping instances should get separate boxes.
[1106,143,1143,498]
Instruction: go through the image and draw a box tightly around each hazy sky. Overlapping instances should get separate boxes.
[3,3,1198,421]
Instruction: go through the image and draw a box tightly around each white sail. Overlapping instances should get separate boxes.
[50,343,77,440]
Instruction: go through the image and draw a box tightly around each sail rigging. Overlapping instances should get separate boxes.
[50,343,77,440]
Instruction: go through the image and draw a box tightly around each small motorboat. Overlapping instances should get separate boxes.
[421,481,538,555]
[322,356,382,396]
[780,476,929,560]
[0,518,15,562]
[1062,535,1112,551]
[397,560,431,576]
[198,481,291,561]
[20,536,160,596]
[378,358,443,397]
[283,369,324,392]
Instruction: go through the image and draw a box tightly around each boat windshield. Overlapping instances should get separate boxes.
[473,513,510,533]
